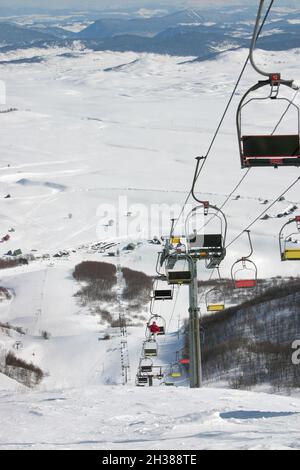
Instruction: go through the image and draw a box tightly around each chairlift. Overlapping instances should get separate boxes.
[231,230,258,289]
[152,276,174,301]
[185,200,227,269]
[143,339,158,357]
[164,254,192,285]
[136,375,148,386]
[169,363,182,379]
[139,357,153,374]
[237,3,300,168]
[205,287,225,312]
[279,216,300,261]
[146,314,166,337]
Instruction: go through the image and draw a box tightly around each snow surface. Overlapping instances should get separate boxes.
[0,386,300,450]
[0,44,300,449]
[0,46,299,277]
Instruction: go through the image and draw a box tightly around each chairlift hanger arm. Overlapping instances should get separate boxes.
[250,0,298,89]
[245,230,254,259]
[191,156,206,205]
[237,80,297,135]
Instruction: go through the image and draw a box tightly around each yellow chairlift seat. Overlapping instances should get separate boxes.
[284,249,300,260]
[170,372,182,378]
[207,304,225,312]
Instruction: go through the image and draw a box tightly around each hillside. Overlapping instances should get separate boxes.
[0,5,300,450]
[199,279,300,393]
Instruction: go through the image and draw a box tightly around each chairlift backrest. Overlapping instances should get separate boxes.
[167,271,192,285]
[242,135,300,158]
[137,376,148,385]
[153,289,173,300]
[189,234,223,249]
[144,340,158,357]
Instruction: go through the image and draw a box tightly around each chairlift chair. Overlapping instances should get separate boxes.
[232,259,258,289]
[169,363,182,379]
[152,276,174,301]
[179,358,190,365]
[143,339,158,357]
[165,254,192,285]
[139,357,153,374]
[237,76,300,168]
[231,230,258,289]
[136,375,148,386]
[185,201,227,269]
[237,3,300,168]
[205,287,226,312]
[146,314,166,337]
[279,216,300,261]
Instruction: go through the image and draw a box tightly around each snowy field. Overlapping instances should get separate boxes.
[0,385,300,450]
[0,44,300,450]
[0,46,299,277]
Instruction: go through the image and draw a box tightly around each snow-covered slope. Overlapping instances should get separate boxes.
[0,386,300,450]
[0,44,300,450]
[0,46,299,277]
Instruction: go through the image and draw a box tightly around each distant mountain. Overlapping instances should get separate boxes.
[0,7,299,59]
[27,26,75,40]
[78,9,205,39]
[0,22,57,48]
[86,26,245,59]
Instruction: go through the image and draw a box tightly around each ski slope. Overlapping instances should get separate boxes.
[0,46,299,277]
[0,44,300,449]
[0,385,300,450]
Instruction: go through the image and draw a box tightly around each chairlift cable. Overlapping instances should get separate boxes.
[226,177,300,249]
[198,86,300,231]
[165,285,181,339]
[173,1,275,230]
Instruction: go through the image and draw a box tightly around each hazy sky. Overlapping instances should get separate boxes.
[0,0,290,9]
[0,0,298,10]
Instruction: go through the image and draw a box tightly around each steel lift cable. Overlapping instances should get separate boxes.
[226,177,300,250]
[173,0,275,230]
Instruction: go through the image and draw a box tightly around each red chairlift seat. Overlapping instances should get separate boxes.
[235,279,257,289]
[179,358,190,365]
[231,231,258,290]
